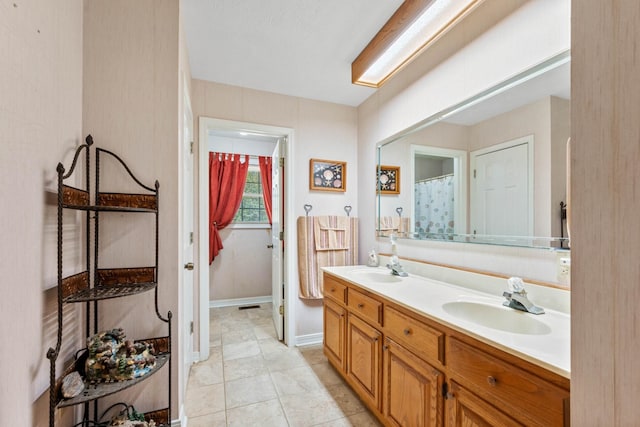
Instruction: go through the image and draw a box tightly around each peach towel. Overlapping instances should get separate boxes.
[297,216,358,299]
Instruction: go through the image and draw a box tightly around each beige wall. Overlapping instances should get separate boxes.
[192,79,358,340]
[211,228,272,300]
[571,1,640,425]
[359,0,571,284]
[82,0,181,418]
[0,0,84,425]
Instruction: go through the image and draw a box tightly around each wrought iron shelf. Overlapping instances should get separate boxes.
[48,136,171,426]
[61,204,157,213]
[63,282,157,303]
[57,353,169,408]
[60,268,157,303]
[61,185,158,213]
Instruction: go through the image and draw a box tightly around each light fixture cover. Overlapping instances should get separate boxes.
[352,0,483,87]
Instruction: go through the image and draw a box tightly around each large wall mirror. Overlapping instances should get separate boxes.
[377,51,571,249]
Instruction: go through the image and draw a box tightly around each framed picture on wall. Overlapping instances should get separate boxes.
[309,158,346,192]
[377,165,400,194]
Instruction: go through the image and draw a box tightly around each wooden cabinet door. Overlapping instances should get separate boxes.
[347,313,382,411]
[383,338,443,427]
[323,298,346,371]
[445,381,523,427]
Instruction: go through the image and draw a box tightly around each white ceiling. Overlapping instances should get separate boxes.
[182,0,404,107]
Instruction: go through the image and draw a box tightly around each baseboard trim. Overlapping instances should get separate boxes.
[296,332,323,347]
[171,404,185,426]
[210,295,272,308]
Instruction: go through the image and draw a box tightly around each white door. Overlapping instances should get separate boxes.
[271,138,285,341]
[182,98,195,380]
[471,138,532,236]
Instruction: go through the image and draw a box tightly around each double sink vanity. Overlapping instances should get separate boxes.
[321,263,570,427]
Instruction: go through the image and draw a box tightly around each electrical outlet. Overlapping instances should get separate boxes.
[557,256,571,281]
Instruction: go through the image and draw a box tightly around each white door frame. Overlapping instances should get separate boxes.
[198,118,296,354]
[178,75,194,422]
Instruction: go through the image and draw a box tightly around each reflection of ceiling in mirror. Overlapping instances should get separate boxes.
[445,61,570,126]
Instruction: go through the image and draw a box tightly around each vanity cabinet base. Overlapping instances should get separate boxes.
[321,271,570,427]
[383,337,443,427]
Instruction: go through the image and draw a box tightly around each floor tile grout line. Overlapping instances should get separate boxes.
[185,304,380,426]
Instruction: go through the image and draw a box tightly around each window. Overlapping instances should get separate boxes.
[233,164,269,224]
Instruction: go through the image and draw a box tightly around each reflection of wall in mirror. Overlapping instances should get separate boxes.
[469,96,570,238]
[415,156,453,181]
[379,96,570,239]
[379,122,468,221]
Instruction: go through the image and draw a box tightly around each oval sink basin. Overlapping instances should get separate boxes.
[442,301,552,335]
[349,269,402,283]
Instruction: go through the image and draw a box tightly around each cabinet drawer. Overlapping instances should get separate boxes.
[448,338,569,427]
[348,288,382,326]
[323,275,347,304]
[384,306,444,365]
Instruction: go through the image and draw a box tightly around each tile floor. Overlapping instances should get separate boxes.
[185,303,382,427]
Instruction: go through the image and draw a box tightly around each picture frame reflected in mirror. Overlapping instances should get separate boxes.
[377,165,400,195]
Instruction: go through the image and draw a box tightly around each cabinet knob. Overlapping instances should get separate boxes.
[331,288,336,292]
[267,244,274,249]
[184,262,194,270]
[487,376,498,386]
[403,328,411,336]
[357,303,364,309]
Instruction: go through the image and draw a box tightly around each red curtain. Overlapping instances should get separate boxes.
[258,156,273,224]
[209,152,249,264]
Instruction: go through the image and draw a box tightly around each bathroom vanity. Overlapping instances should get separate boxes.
[322,266,570,427]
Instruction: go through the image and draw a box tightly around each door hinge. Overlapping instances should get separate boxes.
[279,305,284,316]
[279,157,284,167]
[190,321,194,334]
[473,169,476,178]
[190,141,194,154]
[279,231,284,240]
[189,231,193,244]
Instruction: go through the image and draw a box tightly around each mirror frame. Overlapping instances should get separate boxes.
[376,49,571,249]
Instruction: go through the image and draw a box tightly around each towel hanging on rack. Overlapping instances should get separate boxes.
[314,215,350,251]
[378,216,410,236]
[297,215,358,299]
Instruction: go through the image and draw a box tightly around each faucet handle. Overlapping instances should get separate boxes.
[507,277,525,293]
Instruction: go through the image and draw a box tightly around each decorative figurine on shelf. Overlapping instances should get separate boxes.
[85,328,157,383]
[61,371,84,398]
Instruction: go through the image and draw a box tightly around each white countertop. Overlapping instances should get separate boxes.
[323,265,570,379]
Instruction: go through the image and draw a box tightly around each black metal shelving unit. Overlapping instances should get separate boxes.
[47,135,172,426]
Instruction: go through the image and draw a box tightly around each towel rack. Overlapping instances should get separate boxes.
[304,204,313,216]
[302,204,353,217]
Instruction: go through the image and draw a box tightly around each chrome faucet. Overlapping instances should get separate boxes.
[386,234,408,277]
[502,277,544,315]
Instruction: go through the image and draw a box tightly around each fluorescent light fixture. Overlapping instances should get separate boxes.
[352,0,484,87]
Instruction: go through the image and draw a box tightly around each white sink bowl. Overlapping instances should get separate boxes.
[442,301,552,335]
[349,269,403,283]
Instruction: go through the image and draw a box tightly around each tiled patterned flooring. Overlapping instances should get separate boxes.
[185,303,382,427]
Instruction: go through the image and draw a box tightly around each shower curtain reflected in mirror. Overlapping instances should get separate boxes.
[415,174,455,239]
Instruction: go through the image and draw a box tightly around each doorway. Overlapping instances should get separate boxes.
[198,118,295,358]
[411,145,467,236]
